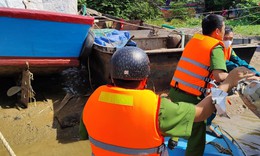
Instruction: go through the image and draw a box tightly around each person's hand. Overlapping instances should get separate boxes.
[246,75,260,81]
[224,67,255,89]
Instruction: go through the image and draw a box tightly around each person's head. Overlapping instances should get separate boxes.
[202,14,225,40]
[110,46,150,89]
[223,26,234,48]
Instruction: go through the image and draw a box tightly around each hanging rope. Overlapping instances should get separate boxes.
[0,132,16,156]
[197,5,260,16]
[220,128,247,156]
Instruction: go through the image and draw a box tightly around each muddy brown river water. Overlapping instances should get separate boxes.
[0,47,259,156]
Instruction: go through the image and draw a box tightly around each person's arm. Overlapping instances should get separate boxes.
[211,70,229,82]
[210,46,229,82]
[159,97,195,137]
[194,66,255,122]
[159,67,255,137]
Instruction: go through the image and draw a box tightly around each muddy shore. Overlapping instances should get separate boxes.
[0,44,259,156]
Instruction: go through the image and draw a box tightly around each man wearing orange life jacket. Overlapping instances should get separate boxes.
[168,14,229,156]
[79,46,255,156]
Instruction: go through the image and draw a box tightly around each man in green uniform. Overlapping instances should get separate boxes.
[79,47,254,155]
[168,14,229,156]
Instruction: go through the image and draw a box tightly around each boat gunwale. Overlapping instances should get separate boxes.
[0,57,79,67]
[0,7,94,25]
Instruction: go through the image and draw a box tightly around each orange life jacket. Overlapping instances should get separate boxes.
[83,85,165,156]
[225,46,232,60]
[170,33,227,96]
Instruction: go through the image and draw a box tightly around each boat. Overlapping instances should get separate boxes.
[88,28,258,92]
[232,40,258,63]
[165,130,246,156]
[89,28,186,92]
[0,7,94,76]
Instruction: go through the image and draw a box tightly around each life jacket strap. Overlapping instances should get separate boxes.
[173,77,207,95]
[89,136,166,155]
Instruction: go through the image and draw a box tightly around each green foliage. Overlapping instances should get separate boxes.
[234,25,260,36]
[205,0,233,11]
[146,17,201,28]
[86,0,163,20]
[84,0,259,24]
[146,17,260,36]
[231,0,260,24]
[78,0,87,5]
[166,2,196,20]
[204,0,259,25]
[185,17,201,26]
[226,19,260,36]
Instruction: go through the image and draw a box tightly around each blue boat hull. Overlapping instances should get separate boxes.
[165,132,245,156]
[0,7,94,75]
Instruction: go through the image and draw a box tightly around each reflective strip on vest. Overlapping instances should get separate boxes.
[174,56,212,92]
[176,67,211,83]
[181,57,210,71]
[89,136,163,155]
[98,91,134,106]
[173,77,207,94]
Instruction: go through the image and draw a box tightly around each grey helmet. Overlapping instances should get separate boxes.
[110,46,150,80]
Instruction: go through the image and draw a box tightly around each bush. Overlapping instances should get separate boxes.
[85,0,163,20]
[167,2,196,20]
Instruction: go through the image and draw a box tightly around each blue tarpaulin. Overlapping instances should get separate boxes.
[92,29,136,49]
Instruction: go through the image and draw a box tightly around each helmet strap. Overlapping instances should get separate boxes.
[137,78,148,89]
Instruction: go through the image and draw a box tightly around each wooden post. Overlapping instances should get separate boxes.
[20,62,35,107]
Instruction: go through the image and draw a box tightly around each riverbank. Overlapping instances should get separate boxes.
[0,41,259,156]
[0,73,92,156]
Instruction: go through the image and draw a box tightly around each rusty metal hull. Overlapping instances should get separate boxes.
[89,45,183,92]
[90,28,186,91]
[233,44,258,64]
[89,28,258,92]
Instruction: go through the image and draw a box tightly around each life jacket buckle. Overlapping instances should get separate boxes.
[157,144,168,156]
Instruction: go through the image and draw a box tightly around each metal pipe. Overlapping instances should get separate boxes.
[181,31,185,48]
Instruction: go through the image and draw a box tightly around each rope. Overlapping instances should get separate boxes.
[95,15,160,31]
[206,125,247,156]
[207,141,232,155]
[94,15,183,37]
[249,18,260,25]
[220,128,248,156]
[87,7,183,36]
[160,5,260,19]
[216,125,233,156]
[0,132,16,156]
[227,11,260,21]
[196,5,260,16]
[87,57,94,91]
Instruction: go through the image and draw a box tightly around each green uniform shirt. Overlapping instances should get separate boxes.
[159,97,195,138]
[210,45,227,72]
[79,96,196,140]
